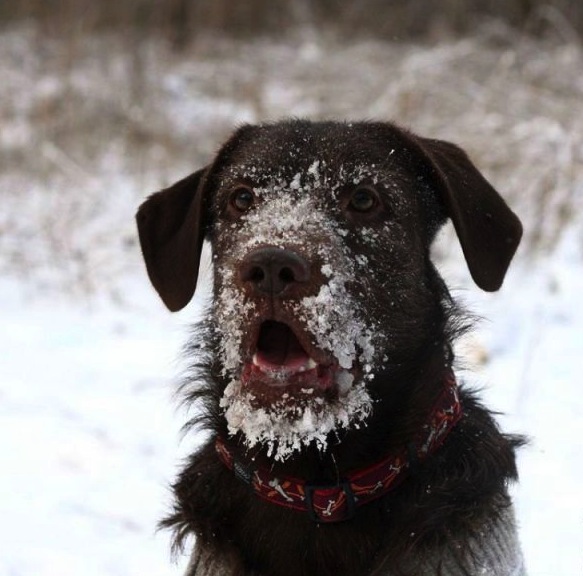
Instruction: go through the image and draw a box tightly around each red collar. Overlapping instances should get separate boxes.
[215,370,462,523]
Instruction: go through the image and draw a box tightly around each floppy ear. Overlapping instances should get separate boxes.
[136,168,209,311]
[414,136,522,291]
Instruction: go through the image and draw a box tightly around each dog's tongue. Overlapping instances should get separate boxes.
[256,321,311,370]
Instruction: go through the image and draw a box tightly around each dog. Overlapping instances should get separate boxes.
[136,120,526,576]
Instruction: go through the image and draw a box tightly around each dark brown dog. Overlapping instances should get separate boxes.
[137,120,526,576]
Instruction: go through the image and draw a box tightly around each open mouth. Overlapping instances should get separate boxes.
[221,318,372,461]
[241,320,336,392]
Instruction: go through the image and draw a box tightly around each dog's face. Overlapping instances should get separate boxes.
[209,124,448,459]
[137,120,522,461]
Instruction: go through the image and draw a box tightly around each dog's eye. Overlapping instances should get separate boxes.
[230,187,255,212]
[349,186,378,212]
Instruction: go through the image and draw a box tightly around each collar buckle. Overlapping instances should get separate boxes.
[304,480,356,523]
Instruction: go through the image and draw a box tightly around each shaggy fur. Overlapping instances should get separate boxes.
[136,120,525,576]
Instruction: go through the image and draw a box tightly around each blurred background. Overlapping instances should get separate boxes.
[1,2,582,575]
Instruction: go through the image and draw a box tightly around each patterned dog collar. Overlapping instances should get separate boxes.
[216,370,462,523]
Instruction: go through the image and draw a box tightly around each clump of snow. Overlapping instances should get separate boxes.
[321,263,333,277]
[220,376,372,461]
[335,369,355,394]
[307,159,321,183]
[214,266,256,376]
[297,282,376,372]
[289,172,302,190]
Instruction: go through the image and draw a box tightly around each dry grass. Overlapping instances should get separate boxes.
[2,0,582,42]
[0,22,581,297]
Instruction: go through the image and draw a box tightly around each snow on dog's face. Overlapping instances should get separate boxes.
[208,123,443,461]
[137,120,522,462]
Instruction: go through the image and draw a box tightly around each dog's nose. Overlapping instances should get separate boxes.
[239,247,310,296]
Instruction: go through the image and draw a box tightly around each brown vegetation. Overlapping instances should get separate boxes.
[0,8,581,297]
[1,0,582,47]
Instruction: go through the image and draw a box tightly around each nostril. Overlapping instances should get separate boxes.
[249,266,265,283]
[279,267,295,284]
[240,263,267,285]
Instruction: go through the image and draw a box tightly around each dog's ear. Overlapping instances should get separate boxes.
[136,168,209,311]
[136,124,255,311]
[414,136,522,291]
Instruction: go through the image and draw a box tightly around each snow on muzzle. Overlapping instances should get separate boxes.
[215,193,384,459]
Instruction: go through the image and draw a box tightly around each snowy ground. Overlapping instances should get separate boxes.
[1,23,582,576]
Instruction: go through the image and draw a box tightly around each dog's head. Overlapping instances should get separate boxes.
[137,120,521,460]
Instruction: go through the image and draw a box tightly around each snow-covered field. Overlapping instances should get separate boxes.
[1,23,582,575]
